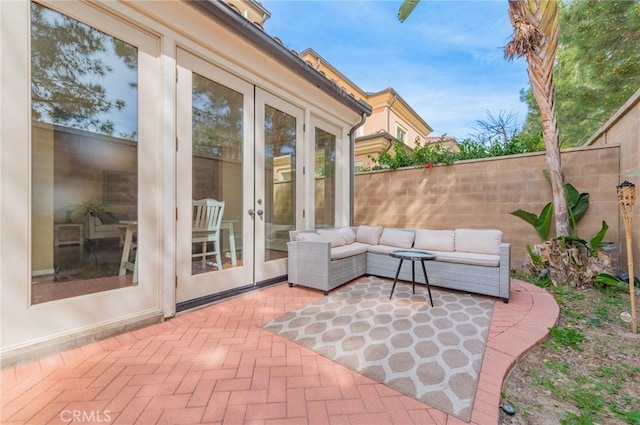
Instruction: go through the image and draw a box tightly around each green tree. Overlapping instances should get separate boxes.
[521,0,640,146]
[31,2,137,136]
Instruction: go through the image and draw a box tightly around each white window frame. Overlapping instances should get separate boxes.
[396,123,407,143]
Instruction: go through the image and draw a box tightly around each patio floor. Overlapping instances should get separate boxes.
[1,278,558,425]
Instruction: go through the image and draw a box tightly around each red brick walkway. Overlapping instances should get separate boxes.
[1,278,558,425]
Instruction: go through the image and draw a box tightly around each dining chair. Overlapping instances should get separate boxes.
[192,198,225,270]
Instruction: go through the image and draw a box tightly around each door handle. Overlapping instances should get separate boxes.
[256,209,264,217]
[248,209,255,217]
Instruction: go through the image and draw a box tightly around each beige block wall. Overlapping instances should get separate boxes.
[354,146,622,271]
[587,88,640,280]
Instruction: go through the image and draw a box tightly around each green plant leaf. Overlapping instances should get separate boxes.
[566,183,590,225]
[589,221,609,257]
[511,202,553,241]
[595,273,622,287]
[526,244,544,266]
[510,209,539,227]
[538,203,554,241]
[565,183,590,234]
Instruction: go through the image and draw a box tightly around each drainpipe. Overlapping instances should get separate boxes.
[387,92,398,135]
[349,112,369,226]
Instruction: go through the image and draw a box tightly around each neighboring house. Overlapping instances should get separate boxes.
[299,49,457,169]
[225,0,271,26]
[0,0,372,365]
[424,135,460,152]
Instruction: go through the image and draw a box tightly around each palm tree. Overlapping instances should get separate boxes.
[399,0,571,237]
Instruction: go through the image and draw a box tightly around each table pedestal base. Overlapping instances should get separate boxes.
[389,258,434,307]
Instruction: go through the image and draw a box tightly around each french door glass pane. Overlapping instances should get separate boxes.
[191,73,243,275]
[30,2,139,304]
[264,105,296,261]
[314,127,336,229]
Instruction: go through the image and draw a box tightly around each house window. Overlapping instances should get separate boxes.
[396,125,407,143]
[314,127,336,229]
[30,2,139,303]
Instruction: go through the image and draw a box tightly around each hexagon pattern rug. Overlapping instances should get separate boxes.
[262,276,494,421]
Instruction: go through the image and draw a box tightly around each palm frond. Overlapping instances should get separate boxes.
[398,0,420,23]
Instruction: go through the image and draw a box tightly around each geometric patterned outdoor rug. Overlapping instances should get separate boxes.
[262,275,495,421]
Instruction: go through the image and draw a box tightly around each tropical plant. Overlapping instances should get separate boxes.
[510,182,614,286]
[510,182,588,241]
[558,220,609,259]
[546,221,612,287]
[398,0,571,239]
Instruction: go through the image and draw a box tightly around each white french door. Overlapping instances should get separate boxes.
[175,51,303,305]
[175,50,254,303]
[254,89,303,282]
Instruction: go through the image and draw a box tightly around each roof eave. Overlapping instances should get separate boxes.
[187,1,372,117]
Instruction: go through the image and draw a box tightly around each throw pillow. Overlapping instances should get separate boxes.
[338,227,356,245]
[317,229,346,248]
[454,228,503,255]
[355,225,383,245]
[378,228,415,248]
[295,232,324,242]
[414,229,455,252]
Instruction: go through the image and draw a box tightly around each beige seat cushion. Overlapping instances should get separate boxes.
[367,244,414,255]
[454,228,503,255]
[429,251,500,267]
[330,242,370,260]
[414,229,455,252]
[378,228,415,249]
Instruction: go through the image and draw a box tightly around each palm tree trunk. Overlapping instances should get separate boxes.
[505,0,571,237]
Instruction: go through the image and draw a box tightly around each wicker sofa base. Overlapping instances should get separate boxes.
[287,228,510,302]
[366,252,509,302]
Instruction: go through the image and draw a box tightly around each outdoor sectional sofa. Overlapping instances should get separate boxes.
[287,225,511,302]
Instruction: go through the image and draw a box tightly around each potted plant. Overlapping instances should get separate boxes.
[64,200,118,221]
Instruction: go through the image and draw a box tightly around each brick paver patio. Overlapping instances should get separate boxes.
[1,278,558,425]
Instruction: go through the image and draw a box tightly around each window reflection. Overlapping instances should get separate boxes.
[191,73,243,275]
[30,2,139,304]
[264,105,296,261]
[314,127,336,229]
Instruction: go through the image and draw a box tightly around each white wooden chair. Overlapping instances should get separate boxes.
[192,198,225,270]
[85,214,125,246]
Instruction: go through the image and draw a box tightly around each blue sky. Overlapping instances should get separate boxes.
[261,0,531,139]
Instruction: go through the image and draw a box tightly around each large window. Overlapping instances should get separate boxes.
[191,73,244,275]
[264,105,296,260]
[314,127,336,228]
[30,2,139,304]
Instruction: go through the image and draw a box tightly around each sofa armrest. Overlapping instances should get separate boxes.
[287,240,331,285]
[499,242,511,301]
